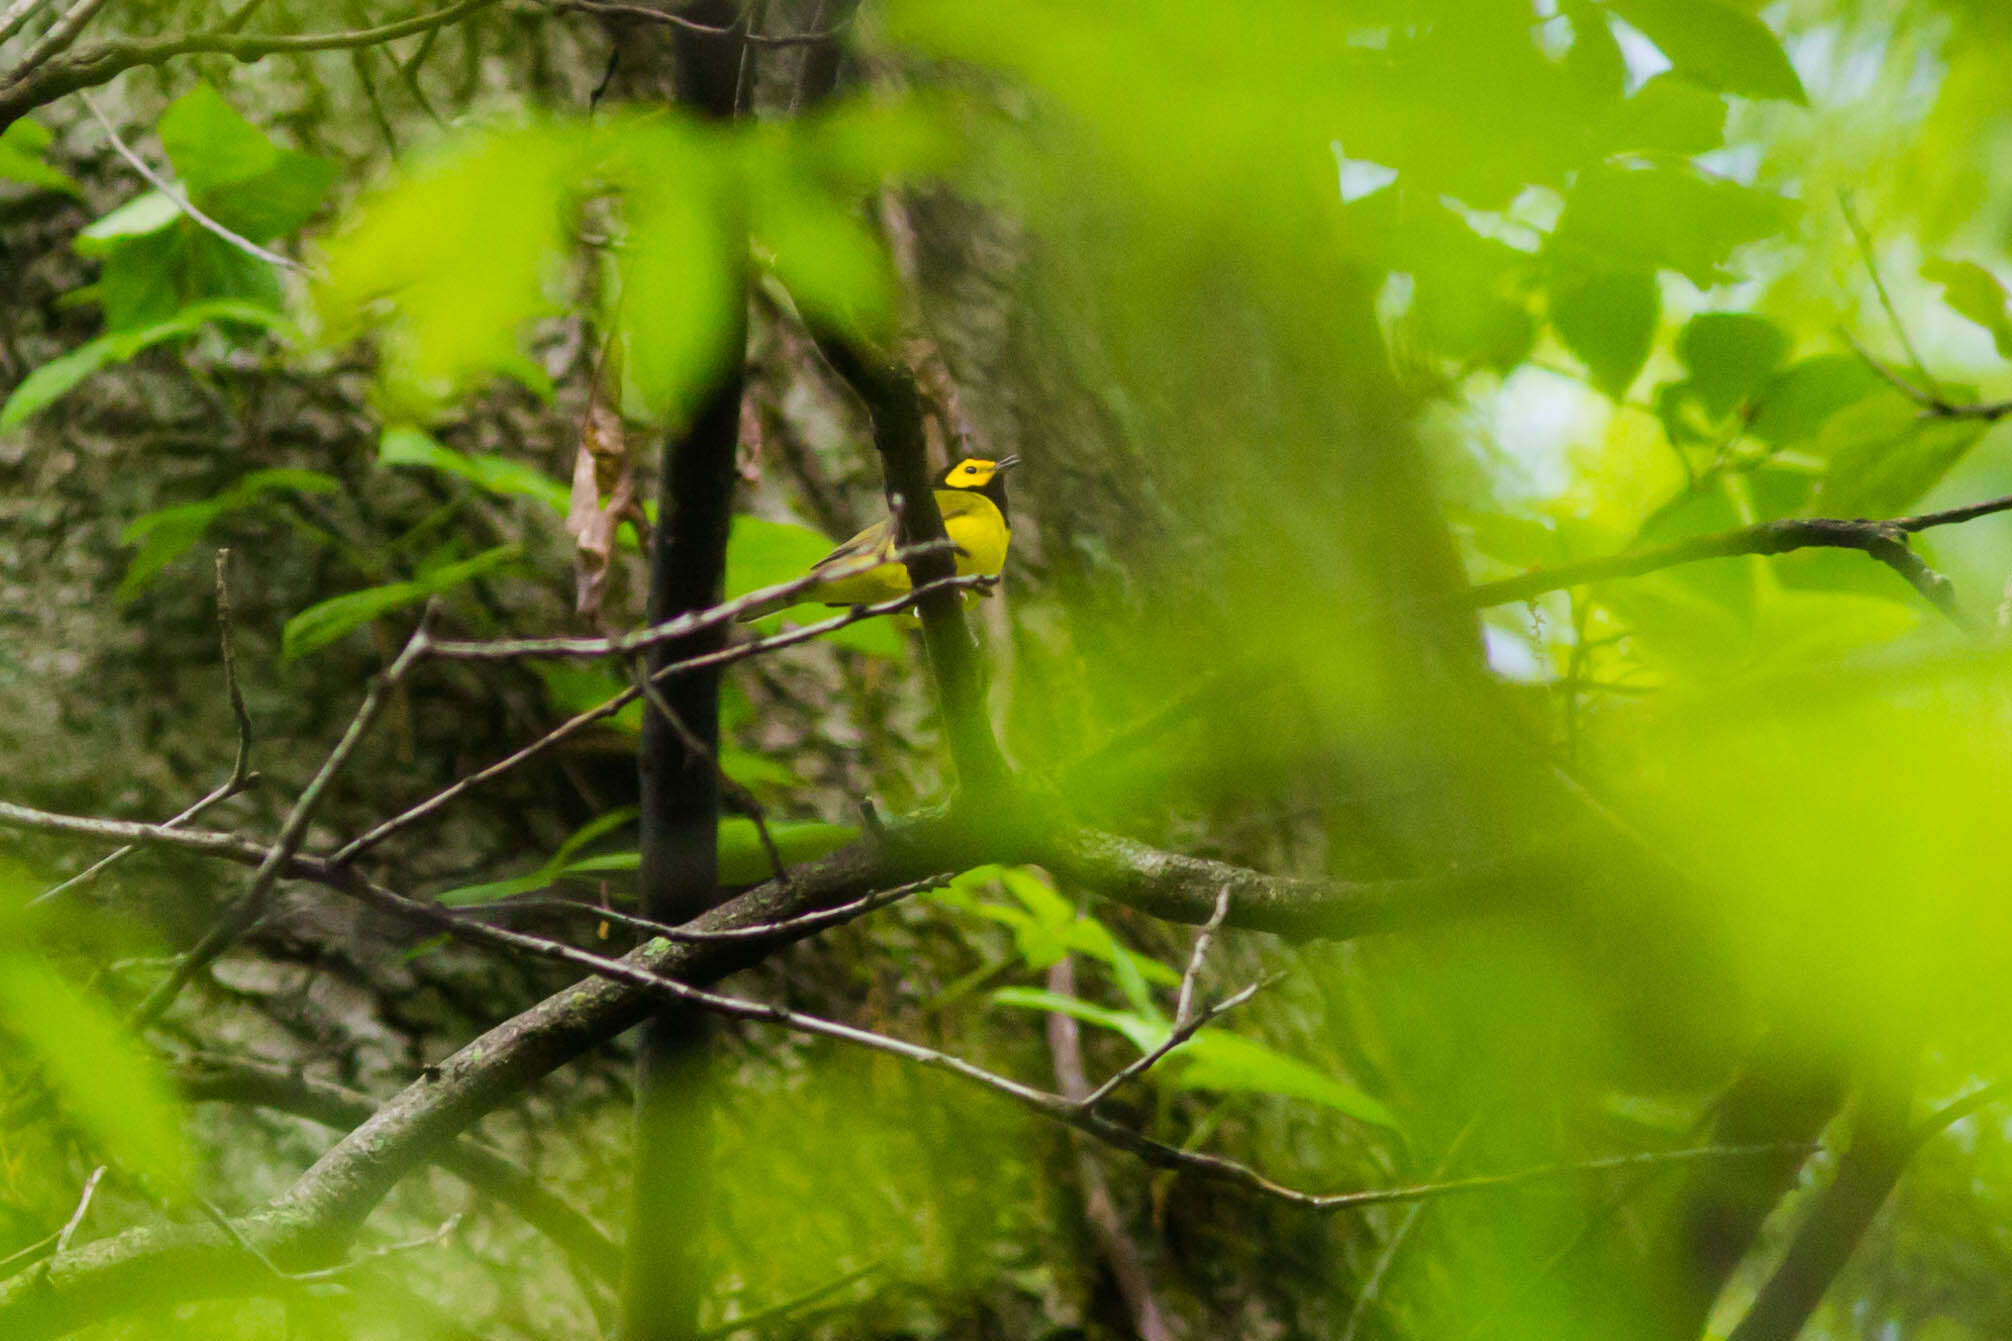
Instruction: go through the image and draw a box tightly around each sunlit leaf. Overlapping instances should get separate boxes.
[3,299,290,432]
[714,818,859,885]
[991,988,1400,1128]
[1173,1030,1402,1129]
[1607,0,1808,105]
[434,807,639,905]
[0,951,186,1192]
[1922,258,2012,362]
[1812,400,1988,519]
[0,117,82,197]
[74,189,181,253]
[313,122,585,414]
[1549,163,1786,288]
[156,81,335,241]
[379,425,570,512]
[1603,73,1728,156]
[990,987,1164,1052]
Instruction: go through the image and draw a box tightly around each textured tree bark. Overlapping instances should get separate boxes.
[624,7,746,1338]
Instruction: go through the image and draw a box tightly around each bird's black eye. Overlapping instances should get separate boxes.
[964,464,979,474]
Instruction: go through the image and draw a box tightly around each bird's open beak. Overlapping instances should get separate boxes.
[994,454,1022,472]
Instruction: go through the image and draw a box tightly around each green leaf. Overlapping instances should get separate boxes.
[989,987,1165,1052]
[533,663,646,735]
[282,543,523,661]
[0,951,187,1191]
[1922,258,2012,362]
[725,515,903,657]
[379,426,570,512]
[2,299,290,432]
[1550,163,1787,288]
[313,122,586,415]
[613,129,740,425]
[0,117,82,197]
[1812,404,1988,520]
[1550,265,1658,398]
[74,190,182,254]
[1677,312,1790,418]
[438,817,859,904]
[1605,73,1727,156]
[434,808,640,905]
[744,125,899,342]
[156,82,334,241]
[1606,0,1807,105]
[989,988,1402,1130]
[1172,1031,1402,1130]
[720,745,801,791]
[115,465,334,603]
[89,224,285,332]
[714,818,860,885]
[1746,355,1887,445]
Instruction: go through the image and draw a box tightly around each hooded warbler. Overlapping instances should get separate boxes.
[739,455,1020,620]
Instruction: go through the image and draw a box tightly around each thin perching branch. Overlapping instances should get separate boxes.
[330,568,988,864]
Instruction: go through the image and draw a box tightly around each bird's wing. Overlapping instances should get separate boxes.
[812,516,897,571]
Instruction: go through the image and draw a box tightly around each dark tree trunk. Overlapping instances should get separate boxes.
[623,7,747,1338]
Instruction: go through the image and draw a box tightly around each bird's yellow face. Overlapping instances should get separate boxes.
[940,455,1021,489]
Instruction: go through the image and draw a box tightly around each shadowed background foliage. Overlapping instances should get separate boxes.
[6,2,2012,1339]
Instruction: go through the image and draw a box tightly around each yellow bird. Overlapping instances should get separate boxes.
[738,455,1020,620]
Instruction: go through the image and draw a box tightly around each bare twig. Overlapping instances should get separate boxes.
[0,1165,112,1284]
[696,1260,881,1339]
[1071,974,1279,1113]
[331,570,987,864]
[1463,512,1979,626]
[79,91,301,271]
[1839,193,1944,404]
[127,610,437,1030]
[541,0,850,46]
[1912,1079,2012,1147]
[51,1166,105,1258]
[214,550,254,785]
[9,0,110,74]
[0,0,502,128]
[32,550,258,906]
[1175,886,1232,1027]
[630,660,791,889]
[458,873,949,944]
[1838,331,2012,422]
[175,1052,621,1288]
[314,858,1808,1215]
[1338,1116,1482,1341]
[1045,958,1175,1341]
[285,1215,461,1282]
